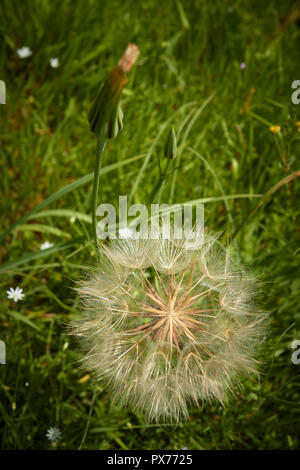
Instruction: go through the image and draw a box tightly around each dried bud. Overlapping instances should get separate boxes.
[118,44,140,73]
[88,44,139,140]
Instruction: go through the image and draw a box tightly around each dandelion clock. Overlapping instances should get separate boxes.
[71,230,268,422]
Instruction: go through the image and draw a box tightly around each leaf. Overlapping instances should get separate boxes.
[0,154,144,244]
[0,236,87,272]
[9,311,41,331]
[17,224,71,238]
[232,170,300,239]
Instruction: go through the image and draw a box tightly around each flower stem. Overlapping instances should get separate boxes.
[92,138,106,248]
[150,158,172,204]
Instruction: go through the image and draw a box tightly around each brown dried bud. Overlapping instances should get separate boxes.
[88,44,139,139]
[118,44,140,73]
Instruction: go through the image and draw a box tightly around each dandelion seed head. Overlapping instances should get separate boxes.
[103,237,154,269]
[71,229,268,422]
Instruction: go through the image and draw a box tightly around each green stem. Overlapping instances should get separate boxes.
[92,139,106,248]
[150,158,171,204]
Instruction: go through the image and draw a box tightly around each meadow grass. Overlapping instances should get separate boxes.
[0,0,300,449]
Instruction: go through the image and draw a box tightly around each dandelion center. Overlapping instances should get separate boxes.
[123,267,217,356]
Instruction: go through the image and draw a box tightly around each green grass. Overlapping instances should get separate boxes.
[1,0,300,450]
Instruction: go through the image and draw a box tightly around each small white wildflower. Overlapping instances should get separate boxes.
[70,216,76,224]
[40,241,53,250]
[17,46,32,59]
[49,57,60,68]
[7,287,25,302]
[46,427,61,446]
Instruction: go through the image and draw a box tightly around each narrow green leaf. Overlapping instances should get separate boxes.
[9,311,41,332]
[0,154,144,244]
[17,224,71,238]
[27,210,92,224]
[0,236,87,272]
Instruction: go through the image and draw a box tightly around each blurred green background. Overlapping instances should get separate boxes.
[0,0,300,450]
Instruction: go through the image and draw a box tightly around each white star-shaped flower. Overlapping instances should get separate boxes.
[46,427,61,446]
[49,57,60,68]
[40,241,53,250]
[7,287,25,302]
[17,46,32,59]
